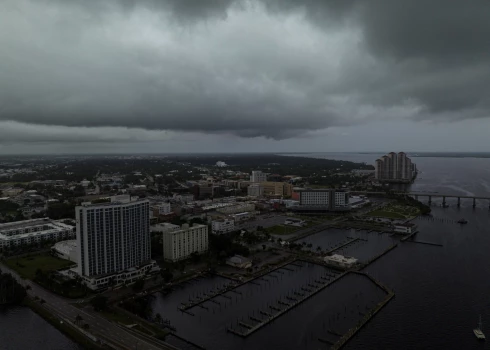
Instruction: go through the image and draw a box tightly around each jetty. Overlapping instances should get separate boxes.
[227,271,346,337]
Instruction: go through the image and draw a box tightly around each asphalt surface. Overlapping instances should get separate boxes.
[0,263,176,350]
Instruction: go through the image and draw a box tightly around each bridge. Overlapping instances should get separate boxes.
[351,191,490,208]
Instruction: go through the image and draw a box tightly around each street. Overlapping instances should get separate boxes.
[0,263,176,350]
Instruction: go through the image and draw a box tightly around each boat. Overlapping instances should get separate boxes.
[474,315,486,340]
[457,218,468,224]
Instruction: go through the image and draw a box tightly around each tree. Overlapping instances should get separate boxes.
[190,251,201,264]
[75,314,83,326]
[132,279,145,292]
[161,270,173,283]
[155,313,162,324]
[316,246,322,252]
[90,295,108,311]
[262,244,266,251]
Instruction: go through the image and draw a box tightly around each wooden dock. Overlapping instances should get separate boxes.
[227,272,347,337]
[330,271,395,350]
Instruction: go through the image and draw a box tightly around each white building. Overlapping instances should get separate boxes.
[52,240,78,263]
[162,223,208,262]
[250,171,267,183]
[212,219,235,234]
[155,202,172,215]
[394,223,417,234]
[0,218,76,250]
[216,161,227,167]
[247,183,264,197]
[76,195,158,290]
[324,254,358,269]
[226,255,252,269]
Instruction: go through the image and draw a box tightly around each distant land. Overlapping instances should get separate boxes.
[283,152,490,158]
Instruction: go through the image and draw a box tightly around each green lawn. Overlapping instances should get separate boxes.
[5,253,75,279]
[366,203,420,219]
[365,210,407,219]
[266,225,300,235]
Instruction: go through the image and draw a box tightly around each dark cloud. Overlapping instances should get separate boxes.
[2,0,490,145]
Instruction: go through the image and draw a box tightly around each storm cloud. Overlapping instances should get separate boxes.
[1,0,490,145]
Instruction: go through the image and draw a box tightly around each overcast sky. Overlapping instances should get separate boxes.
[2,0,490,154]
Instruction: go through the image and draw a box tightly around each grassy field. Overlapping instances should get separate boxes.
[5,253,75,279]
[365,204,420,220]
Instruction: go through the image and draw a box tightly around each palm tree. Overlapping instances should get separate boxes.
[316,246,322,252]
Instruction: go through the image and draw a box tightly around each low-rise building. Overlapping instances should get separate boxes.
[0,218,76,250]
[324,254,358,269]
[212,219,235,234]
[153,202,172,216]
[217,203,255,214]
[162,223,209,262]
[226,255,252,269]
[394,223,417,234]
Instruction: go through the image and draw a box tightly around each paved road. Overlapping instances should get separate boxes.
[0,263,176,350]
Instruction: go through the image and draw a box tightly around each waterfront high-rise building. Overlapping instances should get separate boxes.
[76,195,157,290]
[375,152,416,182]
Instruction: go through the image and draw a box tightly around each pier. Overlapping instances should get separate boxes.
[227,271,346,337]
[361,244,399,268]
[326,238,361,255]
[329,271,395,350]
[404,240,443,247]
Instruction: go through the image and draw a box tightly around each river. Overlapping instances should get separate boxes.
[144,152,490,350]
[0,305,82,350]
[4,152,490,349]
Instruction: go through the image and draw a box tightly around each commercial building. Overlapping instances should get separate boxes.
[260,182,293,197]
[0,218,76,250]
[76,195,158,290]
[296,189,350,211]
[212,219,235,234]
[217,203,255,214]
[375,152,416,182]
[162,223,208,262]
[250,171,267,183]
[247,183,264,197]
[324,254,358,269]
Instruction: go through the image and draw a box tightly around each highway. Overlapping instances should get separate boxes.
[0,263,176,350]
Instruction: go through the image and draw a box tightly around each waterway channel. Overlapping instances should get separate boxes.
[0,306,82,350]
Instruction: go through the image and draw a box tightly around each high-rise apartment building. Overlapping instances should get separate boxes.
[375,152,416,182]
[250,171,267,183]
[162,223,208,262]
[76,195,157,290]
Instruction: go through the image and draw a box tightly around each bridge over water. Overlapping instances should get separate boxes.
[351,191,490,208]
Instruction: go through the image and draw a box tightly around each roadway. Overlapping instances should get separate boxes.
[0,263,176,350]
